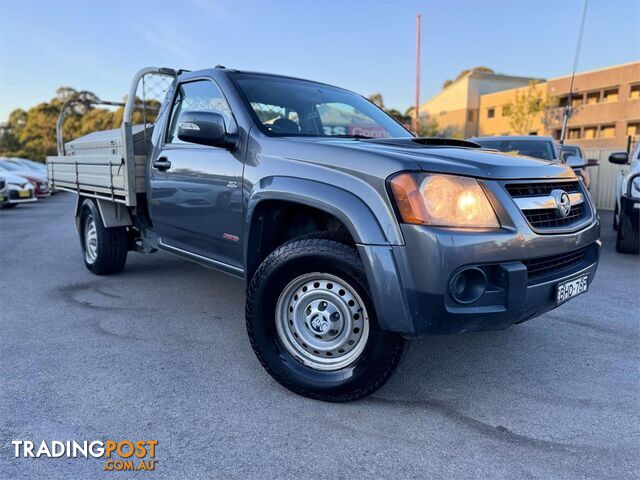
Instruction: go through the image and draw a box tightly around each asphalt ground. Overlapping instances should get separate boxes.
[0,192,638,479]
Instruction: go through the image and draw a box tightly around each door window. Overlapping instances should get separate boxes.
[166,80,236,143]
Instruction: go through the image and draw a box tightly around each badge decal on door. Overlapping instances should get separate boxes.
[223,233,240,242]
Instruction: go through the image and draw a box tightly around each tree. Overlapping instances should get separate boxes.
[386,108,411,125]
[0,109,28,156]
[417,117,441,137]
[0,88,161,162]
[502,81,550,134]
[368,93,384,108]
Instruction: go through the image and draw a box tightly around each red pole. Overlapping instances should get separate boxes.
[415,14,421,134]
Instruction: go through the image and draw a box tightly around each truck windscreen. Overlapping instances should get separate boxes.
[232,73,412,139]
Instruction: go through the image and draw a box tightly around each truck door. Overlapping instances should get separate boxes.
[148,78,244,271]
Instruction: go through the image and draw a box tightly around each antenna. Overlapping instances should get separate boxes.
[414,14,421,134]
[558,0,589,162]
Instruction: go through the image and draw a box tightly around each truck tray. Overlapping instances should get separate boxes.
[47,125,151,205]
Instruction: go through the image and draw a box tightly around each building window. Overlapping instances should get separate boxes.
[603,88,619,103]
[585,92,600,105]
[558,96,569,108]
[598,124,616,138]
[583,126,597,139]
[626,122,640,137]
[487,108,495,118]
[568,128,581,139]
[571,95,583,107]
[529,131,538,136]
[468,110,475,122]
[553,129,562,140]
[630,84,640,99]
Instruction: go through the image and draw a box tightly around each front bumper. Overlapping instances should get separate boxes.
[358,179,601,336]
[390,221,600,335]
[2,189,37,205]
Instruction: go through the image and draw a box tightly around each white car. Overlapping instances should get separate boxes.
[0,173,37,208]
[609,143,640,253]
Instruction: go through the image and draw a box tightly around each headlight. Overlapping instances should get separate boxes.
[632,177,640,192]
[389,172,500,228]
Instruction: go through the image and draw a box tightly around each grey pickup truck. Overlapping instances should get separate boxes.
[48,66,600,401]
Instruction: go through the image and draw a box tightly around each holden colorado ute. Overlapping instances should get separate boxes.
[47,67,601,401]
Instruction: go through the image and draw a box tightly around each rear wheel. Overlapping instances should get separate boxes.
[616,210,639,254]
[246,235,404,402]
[80,199,128,274]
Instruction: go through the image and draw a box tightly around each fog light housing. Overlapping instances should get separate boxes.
[449,268,487,304]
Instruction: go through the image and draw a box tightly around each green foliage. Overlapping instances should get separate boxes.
[417,118,441,137]
[368,93,384,108]
[502,81,550,134]
[0,88,159,162]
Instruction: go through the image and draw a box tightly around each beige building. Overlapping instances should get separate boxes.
[420,62,640,149]
[418,69,541,137]
[478,81,547,137]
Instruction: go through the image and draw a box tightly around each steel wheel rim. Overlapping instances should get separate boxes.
[275,272,370,371]
[84,214,98,264]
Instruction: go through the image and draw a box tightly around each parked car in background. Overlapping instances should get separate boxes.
[0,176,6,205]
[0,159,50,197]
[3,157,57,194]
[0,172,37,208]
[609,143,640,253]
[469,135,559,161]
[469,136,594,188]
[7,157,48,176]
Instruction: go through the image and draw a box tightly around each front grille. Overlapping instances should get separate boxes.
[523,204,585,229]
[504,180,592,233]
[523,247,588,283]
[506,181,580,197]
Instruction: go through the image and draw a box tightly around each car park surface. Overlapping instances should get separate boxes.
[0,192,637,479]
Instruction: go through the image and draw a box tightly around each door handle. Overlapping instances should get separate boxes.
[152,157,172,171]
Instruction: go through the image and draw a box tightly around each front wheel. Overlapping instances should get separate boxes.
[246,235,404,402]
[80,199,128,275]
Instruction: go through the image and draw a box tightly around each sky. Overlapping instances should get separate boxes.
[0,0,639,120]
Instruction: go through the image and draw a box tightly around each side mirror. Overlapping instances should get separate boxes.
[565,155,586,168]
[609,151,629,165]
[586,158,599,167]
[177,111,236,149]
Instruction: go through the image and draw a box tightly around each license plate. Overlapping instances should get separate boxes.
[18,190,30,198]
[556,275,588,305]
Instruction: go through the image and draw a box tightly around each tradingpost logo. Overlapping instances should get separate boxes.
[12,439,158,472]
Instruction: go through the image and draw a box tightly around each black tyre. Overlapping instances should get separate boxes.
[246,234,404,402]
[613,203,619,231]
[616,210,640,254]
[79,199,128,275]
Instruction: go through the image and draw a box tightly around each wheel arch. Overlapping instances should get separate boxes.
[244,176,398,282]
